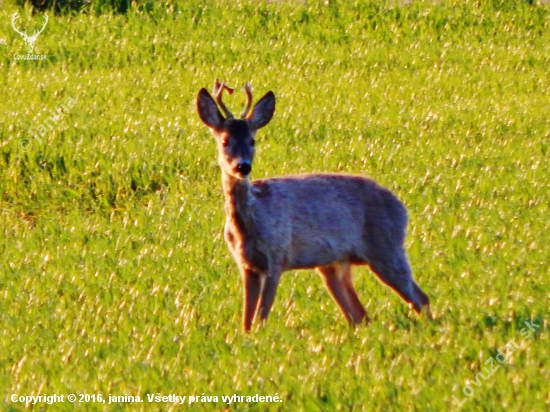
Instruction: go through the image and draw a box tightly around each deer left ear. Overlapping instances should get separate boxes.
[197,88,224,130]
[248,91,275,130]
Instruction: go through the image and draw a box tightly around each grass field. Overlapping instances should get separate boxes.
[1,0,549,410]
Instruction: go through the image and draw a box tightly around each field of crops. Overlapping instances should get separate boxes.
[1,0,549,410]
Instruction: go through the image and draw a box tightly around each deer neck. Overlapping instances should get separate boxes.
[221,170,254,229]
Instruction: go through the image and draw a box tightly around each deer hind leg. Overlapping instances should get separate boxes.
[317,262,368,325]
[339,262,370,324]
[368,248,430,314]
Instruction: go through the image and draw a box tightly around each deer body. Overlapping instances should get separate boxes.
[198,80,430,331]
[224,173,404,270]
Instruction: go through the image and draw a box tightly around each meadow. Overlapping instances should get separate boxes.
[0,0,549,410]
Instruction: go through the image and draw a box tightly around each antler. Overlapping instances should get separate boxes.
[240,82,253,119]
[11,12,27,38]
[32,14,49,37]
[213,78,234,119]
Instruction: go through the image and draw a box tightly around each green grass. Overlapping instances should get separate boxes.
[1,0,549,410]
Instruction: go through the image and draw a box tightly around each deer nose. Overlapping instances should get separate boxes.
[236,162,251,176]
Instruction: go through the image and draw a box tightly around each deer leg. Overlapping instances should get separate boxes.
[413,282,431,318]
[339,262,369,324]
[257,269,282,323]
[368,250,430,314]
[317,263,367,324]
[242,269,263,332]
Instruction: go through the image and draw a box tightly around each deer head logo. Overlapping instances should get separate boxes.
[12,12,49,54]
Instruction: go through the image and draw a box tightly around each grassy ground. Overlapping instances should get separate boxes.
[0,0,549,410]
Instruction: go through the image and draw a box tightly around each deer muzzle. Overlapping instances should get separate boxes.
[235,161,252,176]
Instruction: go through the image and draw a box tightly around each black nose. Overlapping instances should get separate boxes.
[236,162,251,176]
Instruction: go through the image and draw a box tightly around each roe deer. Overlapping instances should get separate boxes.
[197,79,430,332]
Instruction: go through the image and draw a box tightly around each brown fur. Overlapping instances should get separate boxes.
[197,82,430,331]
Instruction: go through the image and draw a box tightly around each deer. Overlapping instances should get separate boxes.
[197,79,430,332]
[12,12,49,55]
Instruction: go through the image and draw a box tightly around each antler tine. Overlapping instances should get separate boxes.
[212,78,221,96]
[213,78,234,119]
[240,82,253,119]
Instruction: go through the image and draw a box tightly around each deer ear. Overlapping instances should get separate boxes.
[248,91,275,130]
[197,88,224,130]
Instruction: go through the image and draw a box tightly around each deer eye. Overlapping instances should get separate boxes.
[222,138,229,147]
[250,139,256,146]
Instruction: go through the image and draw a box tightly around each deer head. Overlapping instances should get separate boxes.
[12,12,49,54]
[197,79,276,179]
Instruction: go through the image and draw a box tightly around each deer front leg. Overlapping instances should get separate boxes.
[257,269,282,323]
[242,269,263,332]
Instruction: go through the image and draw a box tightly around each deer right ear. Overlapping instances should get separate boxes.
[197,88,224,130]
